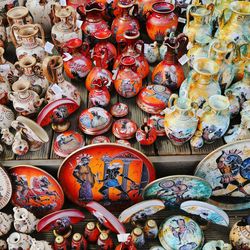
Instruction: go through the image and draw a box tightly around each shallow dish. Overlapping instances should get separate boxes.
[0,165,12,210]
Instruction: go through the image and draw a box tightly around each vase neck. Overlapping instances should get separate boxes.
[165,47,178,64]
[86,11,103,23]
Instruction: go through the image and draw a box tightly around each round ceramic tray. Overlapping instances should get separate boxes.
[195,139,250,210]
[0,165,12,210]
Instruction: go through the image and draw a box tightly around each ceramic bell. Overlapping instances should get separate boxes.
[7,232,33,250]
[0,212,13,236]
[12,131,29,156]
[0,240,7,250]
[202,240,232,250]
[144,41,159,64]
[13,207,38,234]
[30,239,53,250]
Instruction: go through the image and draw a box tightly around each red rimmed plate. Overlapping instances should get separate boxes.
[86,201,126,234]
[57,143,155,207]
[9,165,64,217]
[0,165,12,209]
[37,98,80,127]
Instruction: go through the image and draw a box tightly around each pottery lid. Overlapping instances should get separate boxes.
[91,136,110,144]
[112,119,137,139]
[0,164,12,210]
[110,103,129,118]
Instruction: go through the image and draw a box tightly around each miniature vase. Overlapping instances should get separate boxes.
[146,2,178,43]
[0,212,13,236]
[163,94,198,146]
[152,33,188,91]
[11,23,46,62]
[43,55,81,105]
[12,131,29,155]
[7,232,33,250]
[144,41,159,64]
[114,56,142,98]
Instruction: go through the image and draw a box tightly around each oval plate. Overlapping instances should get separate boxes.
[0,165,12,209]
[58,143,155,207]
[142,175,212,207]
[10,165,64,217]
[195,139,250,210]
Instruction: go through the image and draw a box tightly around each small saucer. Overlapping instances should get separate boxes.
[91,136,111,144]
[0,165,12,210]
[112,119,137,139]
[110,103,129,118]
[116,139,131,147]
[147,115,166,136]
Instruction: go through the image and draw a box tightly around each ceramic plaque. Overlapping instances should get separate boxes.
[142,175,212,207]
[58,143,155,206]
[0,165,12,209]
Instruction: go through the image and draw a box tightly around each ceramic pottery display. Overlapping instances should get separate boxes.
[147,115,165,137]
[195,140,250,210]
[0,165,12,209]
[146,2,178,42]
[112,118,137,139]
[118,199,165,224]
[110,103,129,118]
[86,201,126,234]
[142,175,212,207]
[53,131,84,158]
[91,136,110,144]
[11,23,46,62]
[89,82,110,108]
[179,58,221,107]
[159,215,204,250]
[180,200,229,227]
[57,143,155,206]
[152,33,188,91]
[137,85,172,114]
[79,107,113,135]
[51,4,82,50]
[7,232,33,250]
[202,240,232,250]
[63,38,93,80]
[0,212,13,236]
[163,94,198,146]
[229,216,250,250]
[9,165,64,217]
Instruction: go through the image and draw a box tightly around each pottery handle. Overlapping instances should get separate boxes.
[10,24,20,48]
[131,3,139,17]
[186,5,193,28]
[14,61,24,75]
[168,94,179,108]
[177,33,189,58]
[218,7,228,30]
[34,24,45,47]
[206,3,214,23]
[76,5,86,21]
[8,91,15,101]
[226,41,236,63]
[42,56,56,83]
[33,62,43,78]
[208,39,218,59]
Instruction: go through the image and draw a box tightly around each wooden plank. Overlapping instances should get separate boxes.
[190,139,225,155]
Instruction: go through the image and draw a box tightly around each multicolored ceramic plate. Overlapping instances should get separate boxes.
[110,103,129,118]
[57,143,155,207]
[142,175,212,207]
[180,200,229,227]
[118,199,165,224]
[86,201,126,234]
[0,165,12,209]
[195,139,250,210]
[91,136,111,144]
[10,165,64,217]
[112,119,138,139]
[159,215,204,250]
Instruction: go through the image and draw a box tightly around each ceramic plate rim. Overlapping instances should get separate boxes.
[0,164,12,209]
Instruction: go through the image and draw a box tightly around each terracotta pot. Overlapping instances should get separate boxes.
[146,2,178,42]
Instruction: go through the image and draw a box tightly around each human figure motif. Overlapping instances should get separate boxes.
[73,154,95,201]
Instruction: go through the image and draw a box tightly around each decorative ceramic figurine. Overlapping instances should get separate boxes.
[14,55,49,97]
[11,23,46,62]
[97,232,114,250]
[0,212,13,236]
[30,239,53,250]
[230,216,250,250]
[43,56,81,105]
[8,79,44,116]
[12,131,29,155]
[144,41,159,64]
[63,38,93,80]
[163,94,198,146]
[7,232,33,250]
[51,4,82,50]
[131,228,145,247]
[112,118,138,139]
[13,207,38,234]
[152,33,188,91]
[202,240,232,250]
[71,233,87,250]
[84,222,100,243]
[146,2,178,42]
[0,240,7,250]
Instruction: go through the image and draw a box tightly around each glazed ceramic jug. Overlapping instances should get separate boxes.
[10,23,46,62]
[183,3,214,45]
[14,55,49,97]
[113,30,149,79]
[114,55,142,98]
[163,94,198,146]
[9,79,44,116]
[25,0,56,37]
[146,2,178,42]
[111,0,140,43]
[179,58,221,107]
[152,33,188,91]
[0,47,14,83]
[51,4,82,50]
[195,94,230,145]
[43,55,81,105]
[62,38,92,80]
[216,1,250,47]
[144,41,159,64]
[208,39,236,90]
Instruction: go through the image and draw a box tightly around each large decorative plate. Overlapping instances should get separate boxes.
[57,143,155,206]
[0,165,12,209]
[9,165,64,217]
[195,139,250,210]
[142,175,212,207]
[180,200,229,227]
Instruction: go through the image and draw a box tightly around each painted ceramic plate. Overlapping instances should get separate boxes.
[54,131,85,158]
[159,215,204,250]
[112,119,137,139]
[110,103,129,118]
[119,199,165,223]
[91,136,111,144]
[195,139,250,210]
[57,143,155,206]
[142,175,212,207]
[10,165,64,217]
[86,201,126,234]
[180,200,229,227]
[0,165,12,209]
[116,139,131,147]
[37,98,79,127]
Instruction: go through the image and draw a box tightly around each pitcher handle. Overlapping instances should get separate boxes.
[42,56,56,83]
[168,94,179,108]
[208,39,218,59]
[14,61,24,76]
[226,41,236,63]
[34,24,45,47]
[8,91,15,101]
[186,5,194,28]
[10,24,20,48]
[218,7,229,30]
[177,33,189,58]
[33,62,43,78]
[206,3,214,23]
